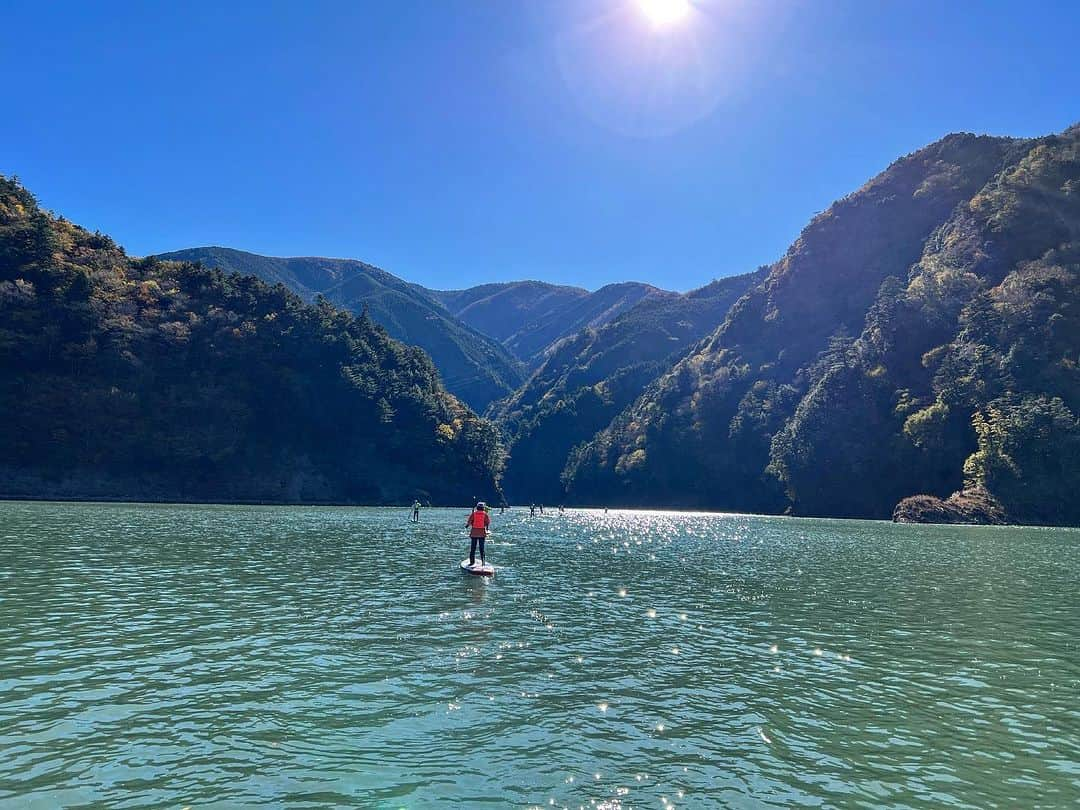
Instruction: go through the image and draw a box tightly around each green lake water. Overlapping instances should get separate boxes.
[0,501,1077,808]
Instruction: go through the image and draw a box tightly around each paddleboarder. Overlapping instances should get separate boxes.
[466,501,491,566]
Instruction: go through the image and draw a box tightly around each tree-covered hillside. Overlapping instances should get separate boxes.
[433,280,663,366]
[157,247,524,411]
[563,129,1080,525]
[1,180,503,504]
[773,128,1080,525]
[492,269,766,503]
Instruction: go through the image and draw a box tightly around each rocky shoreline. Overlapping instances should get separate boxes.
[893,486,1008,526]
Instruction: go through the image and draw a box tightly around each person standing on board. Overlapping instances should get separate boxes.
[412,500,421,522]
[466,502,491,566]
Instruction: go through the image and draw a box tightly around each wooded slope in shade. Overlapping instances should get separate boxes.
[432,279,664,366]
[156,247,524,412]
[1,180,503,504]
[491,269,766,503]
[563,127,1080,526]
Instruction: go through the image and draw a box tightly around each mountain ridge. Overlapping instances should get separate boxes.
[431,279,665,366]
[564,131,1023,511]
[155,247,525,412]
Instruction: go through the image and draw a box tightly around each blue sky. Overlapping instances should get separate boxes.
[2,1,1076,291]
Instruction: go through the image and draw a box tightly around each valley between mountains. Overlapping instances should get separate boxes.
[3,123,1078,525]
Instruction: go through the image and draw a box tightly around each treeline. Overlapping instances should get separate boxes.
[0,177,503,504]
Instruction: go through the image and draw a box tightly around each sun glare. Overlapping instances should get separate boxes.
[636,0,692,28]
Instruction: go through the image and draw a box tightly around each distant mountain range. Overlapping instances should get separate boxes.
[5,123,1078,524]
[156,248,663,408]
[430,280,662,367]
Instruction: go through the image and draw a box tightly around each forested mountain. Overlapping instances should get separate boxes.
[157,247,524,411]
[562,127,1080,526]
[1,179,503,504]
[6,124,1077,525]
[492,269,766,502]
[431,279,663,365]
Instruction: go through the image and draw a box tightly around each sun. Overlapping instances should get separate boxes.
[636,0,693,28]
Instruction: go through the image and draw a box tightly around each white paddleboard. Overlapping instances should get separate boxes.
[460,559,494,577]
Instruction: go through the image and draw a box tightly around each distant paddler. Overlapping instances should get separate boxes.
[466,501,491,566]
[412,500,421,522]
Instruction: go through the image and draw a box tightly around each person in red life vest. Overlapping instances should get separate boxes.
[466,501,491,566]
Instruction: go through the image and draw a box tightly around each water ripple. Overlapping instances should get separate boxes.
[1,503,1078,807]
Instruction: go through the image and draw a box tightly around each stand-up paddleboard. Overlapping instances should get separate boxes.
[460,559,494,577]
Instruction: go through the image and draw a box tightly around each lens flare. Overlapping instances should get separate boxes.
[555,0,749,138]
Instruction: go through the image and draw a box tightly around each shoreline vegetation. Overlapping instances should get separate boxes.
[3,123,1078,527]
